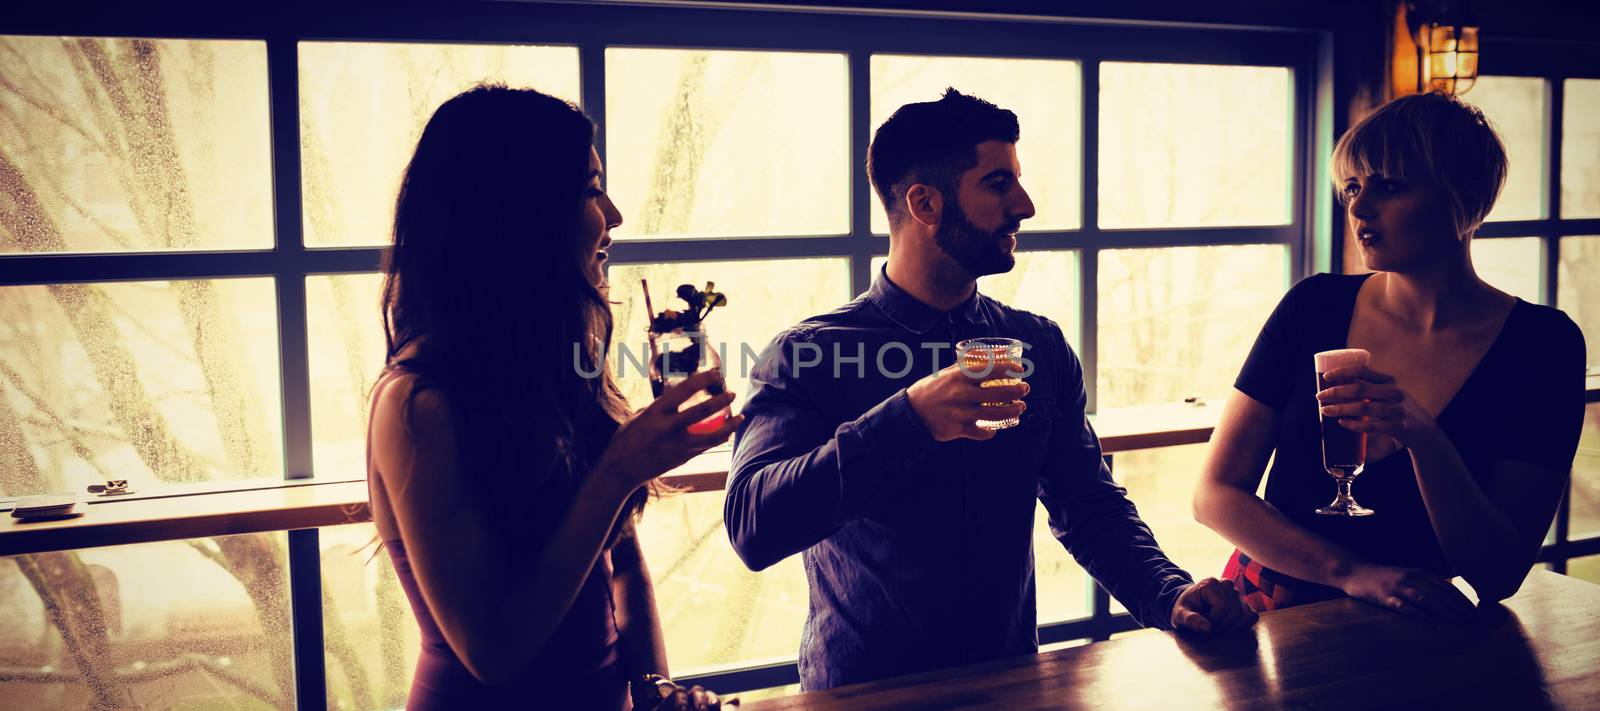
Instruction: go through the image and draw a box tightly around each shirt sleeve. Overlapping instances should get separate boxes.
[1235,274,1323,409]
[724,327,938,571]
[1033,319,1194,631]
[1503,311,1588,472]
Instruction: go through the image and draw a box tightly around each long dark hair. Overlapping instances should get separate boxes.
[382,84,637,540]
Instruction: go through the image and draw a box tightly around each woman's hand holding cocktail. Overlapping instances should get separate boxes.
[1315,364,1438,447]
[594,369,741,496]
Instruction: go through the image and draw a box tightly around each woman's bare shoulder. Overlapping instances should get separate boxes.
[371,372,464,500]
[374,372,455,433]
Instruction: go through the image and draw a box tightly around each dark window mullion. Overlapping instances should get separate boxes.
[1081,56,1101,415]
[582,43,607,177]
[1024,226,1300,250]
[1548,76,1570,567]
[267,32,327,711]
[608,235,861,264]
[0,251,279,286]
[1288,44,1316,282]
[1545,77,1563,311]
[268,36,312,484]
[850,49,875,296]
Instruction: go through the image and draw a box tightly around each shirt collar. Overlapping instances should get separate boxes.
[867,265,990,335]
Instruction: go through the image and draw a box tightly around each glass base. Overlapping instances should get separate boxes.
[1316,502,1374,517]
[976,418,1020,431]
[1317,469,1372,516]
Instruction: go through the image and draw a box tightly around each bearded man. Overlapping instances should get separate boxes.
[725,89,1255,691]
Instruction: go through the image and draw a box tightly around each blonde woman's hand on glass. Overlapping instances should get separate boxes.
[1315,363,1440,447]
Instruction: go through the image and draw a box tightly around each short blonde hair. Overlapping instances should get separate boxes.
[1332,91,1508,239]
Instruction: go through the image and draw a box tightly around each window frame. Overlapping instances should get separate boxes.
[1468,39,1600,585]
[2,1,1338,702]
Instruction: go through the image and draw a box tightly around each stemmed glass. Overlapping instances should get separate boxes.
[1314,348,1374,516]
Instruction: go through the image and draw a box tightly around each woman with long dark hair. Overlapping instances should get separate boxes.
[1194,92,1586,616]
[367,85,738,709]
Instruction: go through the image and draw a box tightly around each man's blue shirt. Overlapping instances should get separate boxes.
[725,269,1194,690]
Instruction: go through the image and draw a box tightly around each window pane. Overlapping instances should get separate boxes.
[635,490,809,672]
[871,251,1082,348]
[1562,80,1600,218]
[1036,501,1091,624]
[1472,236,1544,304]
[1099,63,1291,229]
[321,524,420,711]
[606,49,848,239]
[0,36,272,254]
[299,42,581,247]
[1570,554,1600,587]
[1098,245,1286,409]
[1111,444,1234,578]
[0,279,283,497]
[869,55,1082,234]
[609,258,851,408]
[308,274,386,480]
[1465,76,1547,222]
[979,251,1082,347]
[1557,235,1600,369]
[1571,403,1600,540]
[0,533,292,709]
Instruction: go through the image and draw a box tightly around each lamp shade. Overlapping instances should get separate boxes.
[1424,23,1479,94]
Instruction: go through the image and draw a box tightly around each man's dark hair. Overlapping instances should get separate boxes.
[866,88,1020,227]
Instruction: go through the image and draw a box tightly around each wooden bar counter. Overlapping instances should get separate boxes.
[746,570,1600,710]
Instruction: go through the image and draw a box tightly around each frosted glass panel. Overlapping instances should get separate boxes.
[871,251,1081,348]
[606,49,848,239]
[1465,76,1547,223]
[1099,63,1291,229]
[299,41,581,247]
[1098,245,1287,408]
[321,524,420,710]
[1570,404,1600,540]
[307,274,387,480]
[1111,444,1234,579]
[0,279,284,497]
[1472,236,1543,304]
[1562,79,1600,219]
[870,55,1082,234]
[1557,235,1600,369]
[635,490,810,673]
[0,533,292,709]
[0,36,272,254]
[608,258,851,408]
[1035,500,1092,624]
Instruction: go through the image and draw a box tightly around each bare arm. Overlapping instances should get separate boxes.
[1317,362,1571,603]
[1322,388,1567,603]
[371,371,737,685]
[610,523,669,679]
[1192,389,1368,587]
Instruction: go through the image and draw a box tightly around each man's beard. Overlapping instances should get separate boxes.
[934,198,1019,278]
